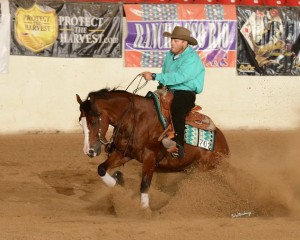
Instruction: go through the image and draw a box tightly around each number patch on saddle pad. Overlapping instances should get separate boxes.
[184,125,215,151]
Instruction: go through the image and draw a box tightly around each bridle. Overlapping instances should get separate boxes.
[82,97,135,157]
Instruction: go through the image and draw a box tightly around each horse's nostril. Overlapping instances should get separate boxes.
[89,149,94,154]
[88,149,95,158]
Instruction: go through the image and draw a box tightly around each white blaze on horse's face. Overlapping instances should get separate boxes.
[80,117,91,155]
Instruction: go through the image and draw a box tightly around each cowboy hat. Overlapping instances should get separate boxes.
[163,26,198,46]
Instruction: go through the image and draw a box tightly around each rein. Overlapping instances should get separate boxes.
[109,100,133,147]
[123,75,148,155]
[125,74,148,94]
[110,75,146,156]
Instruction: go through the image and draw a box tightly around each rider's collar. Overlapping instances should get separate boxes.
[173,54,180,61]
[172,46,189,61]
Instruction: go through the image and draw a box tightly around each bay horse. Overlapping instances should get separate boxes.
[76,88,229,208]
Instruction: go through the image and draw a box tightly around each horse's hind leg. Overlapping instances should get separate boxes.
[97,151,130,187]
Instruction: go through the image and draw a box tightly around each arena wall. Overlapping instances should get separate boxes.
[0,18,299,134]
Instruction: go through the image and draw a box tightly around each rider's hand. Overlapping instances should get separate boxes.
[140,71,153,81]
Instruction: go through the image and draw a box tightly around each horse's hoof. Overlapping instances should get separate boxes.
[112,171,124,186]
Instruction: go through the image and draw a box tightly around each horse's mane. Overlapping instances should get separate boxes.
[87,88,134,100]
[80,88,123,115]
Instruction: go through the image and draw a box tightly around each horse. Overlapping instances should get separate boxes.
[76,88,229,208]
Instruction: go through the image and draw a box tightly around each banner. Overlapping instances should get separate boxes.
[237,6,300,76]
[0,0,10,73]
[124,4,237,68]
[10,1,122,57]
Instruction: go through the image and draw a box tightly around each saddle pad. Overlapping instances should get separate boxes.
[185,125,215,151]
[146,91,167,129]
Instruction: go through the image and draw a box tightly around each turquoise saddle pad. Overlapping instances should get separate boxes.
[185,125,215,151]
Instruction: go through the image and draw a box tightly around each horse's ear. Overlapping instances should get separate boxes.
[76,94,82,104]
[89,95,95,104]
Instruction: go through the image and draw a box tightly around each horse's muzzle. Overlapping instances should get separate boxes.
[88,149,96,158]
[87,148,101,158]
[88,141,102,158]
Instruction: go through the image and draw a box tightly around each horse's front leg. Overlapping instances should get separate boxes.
[98,151,130,187]
[140,149,157,209]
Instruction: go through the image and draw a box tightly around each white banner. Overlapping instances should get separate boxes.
[0,0,10,74]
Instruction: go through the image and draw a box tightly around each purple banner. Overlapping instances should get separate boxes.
[124,4,237,68]
[126,21,236,51]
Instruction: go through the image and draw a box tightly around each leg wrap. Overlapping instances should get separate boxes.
[141,193,149,208]
[101,172,116,188]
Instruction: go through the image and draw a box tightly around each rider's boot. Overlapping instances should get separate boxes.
[162,137,185,159]
[175,144,185,159]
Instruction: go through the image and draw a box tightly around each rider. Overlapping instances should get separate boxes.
[141,26,205,159]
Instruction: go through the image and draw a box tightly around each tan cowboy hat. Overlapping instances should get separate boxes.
[163,26,198,46]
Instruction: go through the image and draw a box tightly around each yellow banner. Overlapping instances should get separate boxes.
[14,4,58,53]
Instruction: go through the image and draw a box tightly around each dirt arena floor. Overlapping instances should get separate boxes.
[0,129,300,240]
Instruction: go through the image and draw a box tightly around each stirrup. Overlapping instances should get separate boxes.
[166,144,185,159]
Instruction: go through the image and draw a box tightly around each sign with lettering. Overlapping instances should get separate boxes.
[124,4,237,68]
[14,4,58,53]
[10,1,122,57]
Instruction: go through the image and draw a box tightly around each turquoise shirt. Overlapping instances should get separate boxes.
[155,46,205,94]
